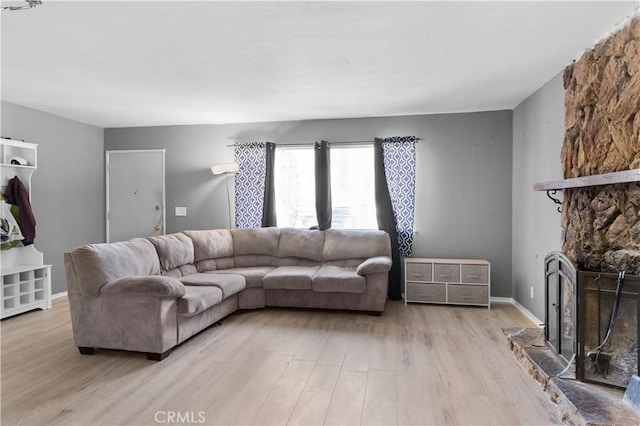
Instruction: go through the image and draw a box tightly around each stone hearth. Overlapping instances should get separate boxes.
[504,327,640,425]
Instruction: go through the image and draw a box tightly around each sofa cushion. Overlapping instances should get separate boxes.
[195,257,235,273]
[231,228,280,256]
[163,263,199,279]
[278,228,324,261]
[234,254,279,268]
[323,229,391,261]
[69,238,161,296]
[177,285,223,317]
[148,233,195,272]
[183,229,233,262]
[179,273,245,299]
[214,266,275,288]
[263,266,318,290]
[312,265,366,293]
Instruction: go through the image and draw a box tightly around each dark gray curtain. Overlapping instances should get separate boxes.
[374,138,402,300]
[314,140,332,230]
[261,142,277,227]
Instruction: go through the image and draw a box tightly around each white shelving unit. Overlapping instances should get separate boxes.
[404,257,490,308]
[1,138,51,319]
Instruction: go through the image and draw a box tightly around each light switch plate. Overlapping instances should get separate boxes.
[175,207,187,217]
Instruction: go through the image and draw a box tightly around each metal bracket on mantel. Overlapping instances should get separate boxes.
[546,190,563,213]
[534,169,640,214]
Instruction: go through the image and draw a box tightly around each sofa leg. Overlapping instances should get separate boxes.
[78,346,95,355]
[146,349,172,361]
[367,311,383,317]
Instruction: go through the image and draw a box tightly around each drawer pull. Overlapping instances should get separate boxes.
[467,274,479,278]
[412,273,423,277]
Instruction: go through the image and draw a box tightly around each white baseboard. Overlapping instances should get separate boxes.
[490,297,513,304]
[490,296,543,327]
[51,291,68,300]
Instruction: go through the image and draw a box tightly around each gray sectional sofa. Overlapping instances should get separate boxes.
[64,228,392,360]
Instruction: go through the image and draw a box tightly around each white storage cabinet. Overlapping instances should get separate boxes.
[404,258,490,308]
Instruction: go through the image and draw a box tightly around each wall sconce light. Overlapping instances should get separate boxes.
[210,162,239,227]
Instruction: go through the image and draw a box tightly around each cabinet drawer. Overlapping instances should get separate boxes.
[406,263,432,281]
[406,283,446,303]
[447,284,488,305]
[461,264,489,284]
[433,264,460,282]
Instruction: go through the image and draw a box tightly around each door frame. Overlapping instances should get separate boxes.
[105,149,166,243]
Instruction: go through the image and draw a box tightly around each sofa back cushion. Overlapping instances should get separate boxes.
[148,233,195,273]
[277,228,324,261]
[69,238,160,296]
[231,228,281,256]
[183,229,234,263]
[323,229,391,261]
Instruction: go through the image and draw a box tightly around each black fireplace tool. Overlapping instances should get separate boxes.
[588,271,626,378]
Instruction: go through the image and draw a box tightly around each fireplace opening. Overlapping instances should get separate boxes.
[577,271,639,389]
[544,252,640,389]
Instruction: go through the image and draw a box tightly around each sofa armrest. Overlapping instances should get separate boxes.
[356,256,392,276]
[100,276,185,298]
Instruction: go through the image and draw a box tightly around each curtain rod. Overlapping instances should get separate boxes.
[226,138,423,148]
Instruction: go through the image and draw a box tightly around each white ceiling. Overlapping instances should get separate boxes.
[1,1,639,128]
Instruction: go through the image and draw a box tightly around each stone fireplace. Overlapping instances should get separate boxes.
[507,14,640,422]
[556,12,640,389]
[560,16,640,274]
[536,7,640,390]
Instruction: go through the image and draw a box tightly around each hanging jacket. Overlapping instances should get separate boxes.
[3,176,36,245]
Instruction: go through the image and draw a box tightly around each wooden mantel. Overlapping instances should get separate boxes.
[533,169,640,191]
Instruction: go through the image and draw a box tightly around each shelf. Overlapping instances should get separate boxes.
[533,169,640,191]
[1,264,51,275]
[0,138,37,168]
[0,163,36,170]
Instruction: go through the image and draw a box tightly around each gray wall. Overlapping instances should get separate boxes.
[106,110,514,296]
[512,72,565,321]
[1,101,105,294]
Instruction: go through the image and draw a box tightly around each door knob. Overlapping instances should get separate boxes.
[154,225,161,231]
[155,205,161,210]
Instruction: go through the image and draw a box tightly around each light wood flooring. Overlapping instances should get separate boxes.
[1,297,560,425]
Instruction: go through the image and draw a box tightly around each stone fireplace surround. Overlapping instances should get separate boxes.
[512,12,640,424]
[560,15,640,274]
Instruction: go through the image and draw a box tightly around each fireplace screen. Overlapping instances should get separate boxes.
[577,271,639,389]
[545,252,577,369]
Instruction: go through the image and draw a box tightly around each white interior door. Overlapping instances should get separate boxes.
[106,150,165,243]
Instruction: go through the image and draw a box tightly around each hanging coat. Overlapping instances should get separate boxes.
[3,176,36,245]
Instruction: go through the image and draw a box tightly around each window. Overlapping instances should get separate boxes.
[274,144,377,229]
[274,147,316,228]
[330,145,377,229]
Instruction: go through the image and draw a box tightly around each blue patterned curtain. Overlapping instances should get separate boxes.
[234,142,267,228]
[382,136,416,256]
